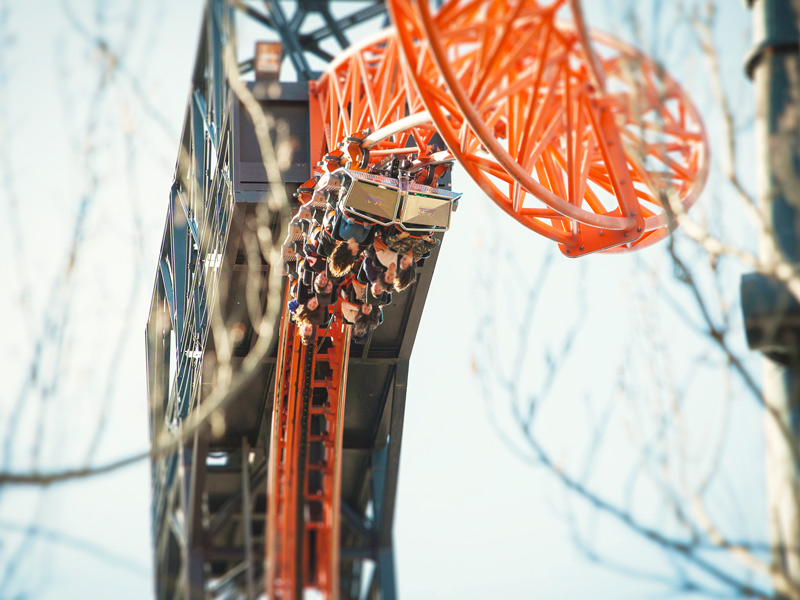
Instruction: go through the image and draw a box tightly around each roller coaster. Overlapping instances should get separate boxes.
[145,1,708,598]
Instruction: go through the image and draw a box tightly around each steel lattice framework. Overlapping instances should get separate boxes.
[235,0,389,80]
[145,3,406,599]
[146,2,708,599]
[390,0,708,254]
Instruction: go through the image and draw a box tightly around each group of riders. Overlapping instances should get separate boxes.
[283,148,455,345]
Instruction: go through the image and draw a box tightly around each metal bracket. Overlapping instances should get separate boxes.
[741,273,800,363]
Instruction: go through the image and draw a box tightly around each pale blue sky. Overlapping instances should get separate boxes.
[0,1,764,599]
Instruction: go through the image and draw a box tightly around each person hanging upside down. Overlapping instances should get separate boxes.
[341,297,381,342]
[352,304,381,340]
[394,249,417,292]
[365,262,394,306]
[313,272,335,306]
[291,295,326,346]
[382,226,439,260]
[328,237,362,278]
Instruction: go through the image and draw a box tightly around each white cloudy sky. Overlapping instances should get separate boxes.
[0,1,765,599]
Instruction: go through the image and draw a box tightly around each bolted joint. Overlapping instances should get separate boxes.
[741,272,800,364]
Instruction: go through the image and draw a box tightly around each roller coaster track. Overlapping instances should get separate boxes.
[267,292,351,598]
[269,2,708,596]
[147,1,709,599]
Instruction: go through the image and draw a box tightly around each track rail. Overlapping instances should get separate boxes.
[267,292,351,600]
[266,0,710,596]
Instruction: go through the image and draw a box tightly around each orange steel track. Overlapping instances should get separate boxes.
[309,0,708,255]
[267,1,709,598]
[266,292,351,600]
[390,0,709,254]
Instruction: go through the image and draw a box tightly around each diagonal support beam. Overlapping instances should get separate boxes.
[369,360,408,600]
[263,0,313,79]
[379,360,408,547]
[304,3,387,44]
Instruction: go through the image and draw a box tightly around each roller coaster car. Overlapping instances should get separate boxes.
[336,168,461,233]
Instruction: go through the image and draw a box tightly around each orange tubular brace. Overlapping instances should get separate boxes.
[308,1,708,255]
[268,0,710,593]
[384,0,708,255]
[266,289,351,600]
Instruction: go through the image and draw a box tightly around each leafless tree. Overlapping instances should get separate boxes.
[474,1,800,598]
[7,1,800,599]
[0,2,295,597]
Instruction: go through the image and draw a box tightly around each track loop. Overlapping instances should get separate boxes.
[388,0,709,255]
[311,0,709,256]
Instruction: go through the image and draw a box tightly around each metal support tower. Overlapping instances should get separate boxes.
[742,1,800,597]
[145,2,434,598]
[235,0,388,80]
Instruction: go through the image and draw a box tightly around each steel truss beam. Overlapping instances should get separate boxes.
[147,0,239,596]
[232,0,388,80]
[147,2,443,599]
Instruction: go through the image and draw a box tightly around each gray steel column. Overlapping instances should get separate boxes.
[379,361,409,548]
[743,1,800,596]
[371,361,408,600]
[370,445,396,600]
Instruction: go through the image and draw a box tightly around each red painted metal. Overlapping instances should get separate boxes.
[268,0,710,596]
[385,0,708,255]
[266,290,351,600]
[308,2,708,255]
